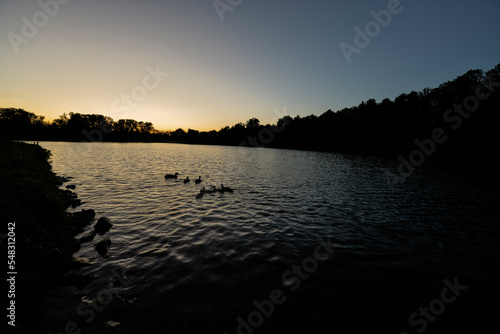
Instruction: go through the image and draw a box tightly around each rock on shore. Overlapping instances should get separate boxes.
[94,237,112,256]
[94,217,113,234]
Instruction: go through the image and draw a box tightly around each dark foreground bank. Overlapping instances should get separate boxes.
[0,140,124,333]
[0,140,77,331]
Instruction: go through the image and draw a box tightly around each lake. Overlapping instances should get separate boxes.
[36,141,500,334]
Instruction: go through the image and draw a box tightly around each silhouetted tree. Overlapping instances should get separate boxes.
[245,118,260,129]
[1,63,498,158]
[0,108,45,139]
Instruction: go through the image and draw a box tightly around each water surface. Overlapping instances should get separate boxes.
[38,142,500,333]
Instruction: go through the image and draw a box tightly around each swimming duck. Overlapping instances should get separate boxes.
[183,176,190,184]
[220,184,233,193]
[195,175,202,184]
[164,172,179,179]
[196,189,204,199]
[202,186,215,194]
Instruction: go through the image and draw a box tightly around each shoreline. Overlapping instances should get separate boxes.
[21,138,500,164]
[0,140,124,333]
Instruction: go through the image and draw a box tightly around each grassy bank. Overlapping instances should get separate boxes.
[0,140,84,330]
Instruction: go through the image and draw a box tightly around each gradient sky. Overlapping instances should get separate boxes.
[1,0,499,131]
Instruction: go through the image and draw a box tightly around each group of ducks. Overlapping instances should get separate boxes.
[164,172,233,199]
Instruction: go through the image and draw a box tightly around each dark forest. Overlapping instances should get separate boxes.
[2,64,499,159]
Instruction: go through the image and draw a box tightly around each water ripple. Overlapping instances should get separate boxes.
[37,142,500,333]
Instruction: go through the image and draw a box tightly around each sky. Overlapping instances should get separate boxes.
[1,0,499,131]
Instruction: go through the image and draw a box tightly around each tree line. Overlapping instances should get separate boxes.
[1,63,499,158]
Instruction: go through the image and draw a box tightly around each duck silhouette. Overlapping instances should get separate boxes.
[203,186,215,194]
[220,184,233,193]
[195,176,202,184]
[196,189,204,199]
[164,172,179,179]
[183,177,190,184]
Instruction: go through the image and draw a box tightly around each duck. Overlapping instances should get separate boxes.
[195,189,204,199]
[183,176,190,184]
[220,184,233,193]
[195,175,202,184]
[164,172,179,179]
[203,186,215,194]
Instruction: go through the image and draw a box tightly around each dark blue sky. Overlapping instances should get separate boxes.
[1,0,499,130]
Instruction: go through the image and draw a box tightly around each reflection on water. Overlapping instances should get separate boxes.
[39,142,500,333]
